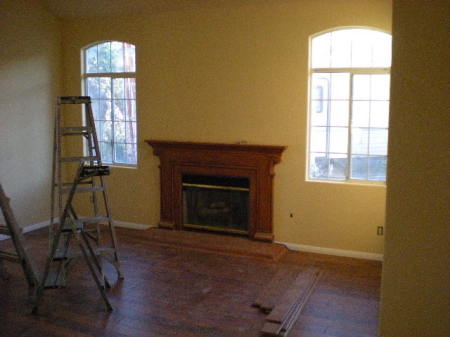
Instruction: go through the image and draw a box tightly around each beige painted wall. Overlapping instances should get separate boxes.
[379,1,450,336]
[0,0,61,226]
[62,0,391,254]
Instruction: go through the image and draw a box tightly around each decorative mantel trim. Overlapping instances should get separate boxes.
[146,140,286,242]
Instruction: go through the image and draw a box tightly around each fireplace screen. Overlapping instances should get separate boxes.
[182,174,249,234]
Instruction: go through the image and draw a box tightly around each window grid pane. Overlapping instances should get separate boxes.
[309,29,391,182]
[310,153,329,180]
[368,156,387,181]
[83,41,137,166]
[311,28,391,70]
[330,30,352,68]
[329,154,347,180]
[348,74,390,180]
[85,45,98,74]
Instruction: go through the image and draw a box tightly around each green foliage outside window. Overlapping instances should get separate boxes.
[83,41,137,166]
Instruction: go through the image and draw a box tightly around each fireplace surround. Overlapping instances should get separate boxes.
[146,140,286,241]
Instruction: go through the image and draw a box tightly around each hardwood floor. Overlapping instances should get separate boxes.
[0,228,381,337]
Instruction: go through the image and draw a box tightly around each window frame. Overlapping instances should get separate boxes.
[307,27,391,185]
[81,41,138,168]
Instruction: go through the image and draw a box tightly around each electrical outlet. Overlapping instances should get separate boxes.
[377,226,384,236]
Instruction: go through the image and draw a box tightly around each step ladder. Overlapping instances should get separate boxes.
[34,163,117,312]
[0,183,40,294]
[35,96,123,312]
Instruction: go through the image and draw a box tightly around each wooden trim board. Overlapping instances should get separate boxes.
[265,268,320,324]
[257,267,322,337]
[253,267,300,312]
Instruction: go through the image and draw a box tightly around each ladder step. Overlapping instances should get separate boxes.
[58,96,91,104]
[53,246,115,261]
[60,126,93,136]
[61,186,104,194]
[94,247,116,256]
[0,225,10,236]
[60,156,99,163]
[0,251,21,263]
[44,270,66,288]
[53,247,77,260]
[61,219,85,232]
[60,216,108,232]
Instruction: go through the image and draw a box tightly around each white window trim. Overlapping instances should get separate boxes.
[81,42,138,168]
[306,28,391,185]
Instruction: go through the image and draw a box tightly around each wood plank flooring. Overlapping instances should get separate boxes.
[0,228,381,337]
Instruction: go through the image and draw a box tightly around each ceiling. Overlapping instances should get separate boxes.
[41,0,284,19]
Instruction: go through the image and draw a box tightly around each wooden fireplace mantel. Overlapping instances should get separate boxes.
[146,140,286,241]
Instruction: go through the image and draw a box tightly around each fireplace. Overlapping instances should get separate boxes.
[146,140,286,241]
[182,174,250,234]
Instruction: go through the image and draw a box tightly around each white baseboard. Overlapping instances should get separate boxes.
[0,220,50,241]
[1,221,381,261]
[23,220,51,233]
[111,220,155,230]
[0,219,153,241]
[276,241,383,261]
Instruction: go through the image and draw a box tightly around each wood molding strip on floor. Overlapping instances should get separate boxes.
[266,268,320,324]
[253,267,300,312]
[279,271,322,337]
[260,268,322,337]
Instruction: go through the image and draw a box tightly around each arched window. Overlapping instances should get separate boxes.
[308,28,391,182]
[82,41,137,166]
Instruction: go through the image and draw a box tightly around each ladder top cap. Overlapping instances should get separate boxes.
[58,96,91,104]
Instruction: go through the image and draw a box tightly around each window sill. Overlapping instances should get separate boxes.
[305,178,386,187]
[104,163,138,170]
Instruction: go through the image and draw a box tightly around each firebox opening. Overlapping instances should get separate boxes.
[182,174,250,235]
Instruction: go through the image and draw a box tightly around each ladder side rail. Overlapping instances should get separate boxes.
[0,184,40,288]
[77,237,113,311]
[85,99,102,166]
[0,259,8,281]
[34,212,66,313]
[66,169,111,289]
[84,101,101,244]
[80,231,110,289]
[87,96,123,278]
[87,97,123,278]
[34,164,84,313]
[99,175,123,279]
[56,101,64,237]
[53,231,71,286]
[49,103,59,247]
